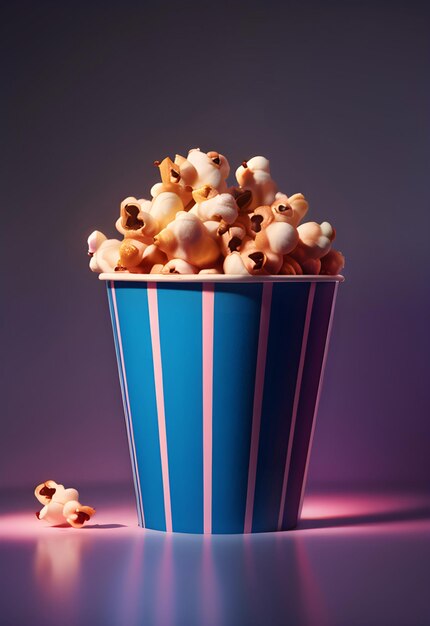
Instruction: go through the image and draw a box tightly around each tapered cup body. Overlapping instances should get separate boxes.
[101,274,342,534]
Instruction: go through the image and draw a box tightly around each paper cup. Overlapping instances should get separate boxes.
[99,274,343,534]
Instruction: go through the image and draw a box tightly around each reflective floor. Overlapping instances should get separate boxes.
[1,485,430,626]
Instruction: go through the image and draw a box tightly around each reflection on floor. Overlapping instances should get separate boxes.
[1,487,429,626]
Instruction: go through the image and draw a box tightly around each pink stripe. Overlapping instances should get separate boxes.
[110,282,145,527]
[202,284,215,534]
[277,282,316,530]
[244,283,273,533]
[147,283,172,533]
[298,282,339,518]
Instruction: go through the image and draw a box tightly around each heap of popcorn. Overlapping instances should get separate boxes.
[88,149,345,276]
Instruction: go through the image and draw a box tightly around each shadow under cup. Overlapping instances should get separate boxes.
[101,274,342,534]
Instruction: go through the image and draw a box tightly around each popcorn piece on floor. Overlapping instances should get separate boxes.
[35,480,95,528]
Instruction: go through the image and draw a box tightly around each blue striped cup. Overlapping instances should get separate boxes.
[100,274,342,534]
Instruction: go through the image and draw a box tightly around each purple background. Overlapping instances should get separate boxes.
[3,0,430,492]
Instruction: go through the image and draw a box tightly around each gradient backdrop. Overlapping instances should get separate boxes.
[2,0,430,493]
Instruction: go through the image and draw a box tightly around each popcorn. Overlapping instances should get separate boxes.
[281,255,304,276]
[223,238,279,275]
[190,189,239,227]
[297,221,335,257]
[289,221,336,274]
[87,149,345,276]
[255,221,299,256]
[320,248,345,276]
[150,157,194,209]
[35,480,95,528]
[218,222,248,257]
[118,240,166,273]
[87,231,121,273]
[235,156,278,211]
[154,212,220,269]
[162,259,198,275]
[272,193,309,226]
[182,149,230,192]
[149,191,185,231]
[223,251,251,275]
[115,197,157,244]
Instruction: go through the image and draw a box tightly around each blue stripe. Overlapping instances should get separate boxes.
[107,283,144,527]
[113,282,166,531]
[281,282,336,529]
[252,282,311,532]
[157,283,204,533]
[212,283,263,533]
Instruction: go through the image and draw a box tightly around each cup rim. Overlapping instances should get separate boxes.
[98,273,345,283]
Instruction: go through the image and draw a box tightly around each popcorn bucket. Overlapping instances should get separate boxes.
[100,274,342,534]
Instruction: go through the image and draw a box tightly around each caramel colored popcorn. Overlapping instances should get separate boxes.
[88,148,344,276]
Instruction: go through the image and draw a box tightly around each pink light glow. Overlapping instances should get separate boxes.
[2,491,430,626]
[298,491,430,536]
[1,492,429,541]
[0,505,138,541]
[293,536,331,626]
[301,492,426,520]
